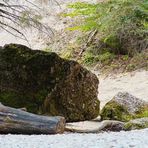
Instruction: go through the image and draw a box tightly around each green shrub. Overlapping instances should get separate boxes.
[96,52,115,63]
[82,52,95,65]
[82,50,115,65]
[66,0,148,56]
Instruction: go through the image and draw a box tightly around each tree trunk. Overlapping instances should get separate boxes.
[0,103,65,134]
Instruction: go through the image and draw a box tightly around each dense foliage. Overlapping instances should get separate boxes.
[67,0,148,56]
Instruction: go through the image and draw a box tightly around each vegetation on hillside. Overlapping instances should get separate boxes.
[63,0,148,73]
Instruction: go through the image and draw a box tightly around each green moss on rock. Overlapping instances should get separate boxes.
[101,92,148,122]
[0,91,43,113]
[100,100,131,121]
[124,117,148,130]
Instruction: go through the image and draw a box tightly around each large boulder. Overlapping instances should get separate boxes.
[101,92,148,121]
[0,44,100,122]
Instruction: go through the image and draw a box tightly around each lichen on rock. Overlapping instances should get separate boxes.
[100,92,148,121]
[0,43,100,122]
[124,117,148,130]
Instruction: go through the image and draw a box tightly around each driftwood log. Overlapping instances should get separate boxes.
[0,103,65,134]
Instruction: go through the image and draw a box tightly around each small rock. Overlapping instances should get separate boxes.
[124,117,148,130]
[100,92,148,121]
[18,107,27,112]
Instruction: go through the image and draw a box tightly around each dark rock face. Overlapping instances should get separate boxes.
[0,44,100,122]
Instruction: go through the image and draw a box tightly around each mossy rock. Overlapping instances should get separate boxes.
[101,92,148,122]
[124,117,148,130]
[0,44,100,122]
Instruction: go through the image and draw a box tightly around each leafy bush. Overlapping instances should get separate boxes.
[82,52,95,65]
[82,50,115,65]
[67,0,148,56]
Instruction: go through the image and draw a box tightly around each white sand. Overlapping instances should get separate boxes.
[98,70,148,108]
[0,129,148,148]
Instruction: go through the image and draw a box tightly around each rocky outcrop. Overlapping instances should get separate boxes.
[124,117,148,130]
[0,43,100,122]
[100,92,148,121]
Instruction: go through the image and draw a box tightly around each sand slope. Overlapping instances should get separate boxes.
[98,70,148,108]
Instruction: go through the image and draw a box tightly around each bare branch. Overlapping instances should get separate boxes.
[0,0,55,45]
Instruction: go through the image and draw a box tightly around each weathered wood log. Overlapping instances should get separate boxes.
[0,103,65,134]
